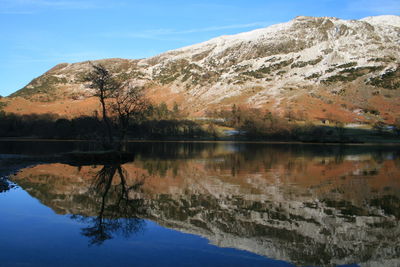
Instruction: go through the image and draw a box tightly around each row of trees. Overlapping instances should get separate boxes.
[209,105,293,137]
[0,111,209,140]
[1,105,398,142]
[208,105,400,142]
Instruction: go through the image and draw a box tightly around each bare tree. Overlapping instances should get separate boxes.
[111,83,150,151]
[395,118,400,136]
[85,64,149,150]
[85,64,119,148]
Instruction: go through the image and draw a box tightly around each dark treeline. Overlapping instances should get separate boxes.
[0,103,210,140]
[1,103,399,142]
[208,105,400,142]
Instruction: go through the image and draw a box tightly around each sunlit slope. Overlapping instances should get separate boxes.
[4,15,400,123]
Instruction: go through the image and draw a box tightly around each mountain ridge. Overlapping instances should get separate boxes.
[3,15,400,124]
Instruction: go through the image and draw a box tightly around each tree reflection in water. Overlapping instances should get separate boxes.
[0,177,10,193]
[72,164,147,246]
[0,177,14,194]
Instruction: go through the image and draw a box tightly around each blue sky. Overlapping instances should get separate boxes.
[0,0,399,96]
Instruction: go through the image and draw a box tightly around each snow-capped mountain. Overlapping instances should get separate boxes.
[6,15,400,123]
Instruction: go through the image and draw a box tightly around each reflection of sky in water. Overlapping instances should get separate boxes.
[222,143,243,152]
[0,187,292,266]
[344,154,372,161]
[385,154,396,160]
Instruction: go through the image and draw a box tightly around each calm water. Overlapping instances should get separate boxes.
[0,141,399,267]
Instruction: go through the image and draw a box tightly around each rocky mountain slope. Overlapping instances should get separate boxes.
[4,15,400,123]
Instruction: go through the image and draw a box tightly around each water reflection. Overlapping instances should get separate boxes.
[8,143,400,266]
[0,178,11,193]
[71,164,146,245]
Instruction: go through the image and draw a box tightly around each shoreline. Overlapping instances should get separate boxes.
[1,137,400,146]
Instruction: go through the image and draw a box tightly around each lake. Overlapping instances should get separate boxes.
[0,141,399,266]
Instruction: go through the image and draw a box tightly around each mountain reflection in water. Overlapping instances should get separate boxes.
[8,143,400,266]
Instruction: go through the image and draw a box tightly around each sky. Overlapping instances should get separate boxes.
[0,0,399,96]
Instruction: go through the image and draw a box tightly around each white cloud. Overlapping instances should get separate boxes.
[169,22,274,34]
[103,21,275,40]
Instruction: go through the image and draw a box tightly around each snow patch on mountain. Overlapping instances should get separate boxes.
[361,15,400,28]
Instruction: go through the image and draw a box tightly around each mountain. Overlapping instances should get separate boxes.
[3,15,400,123]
